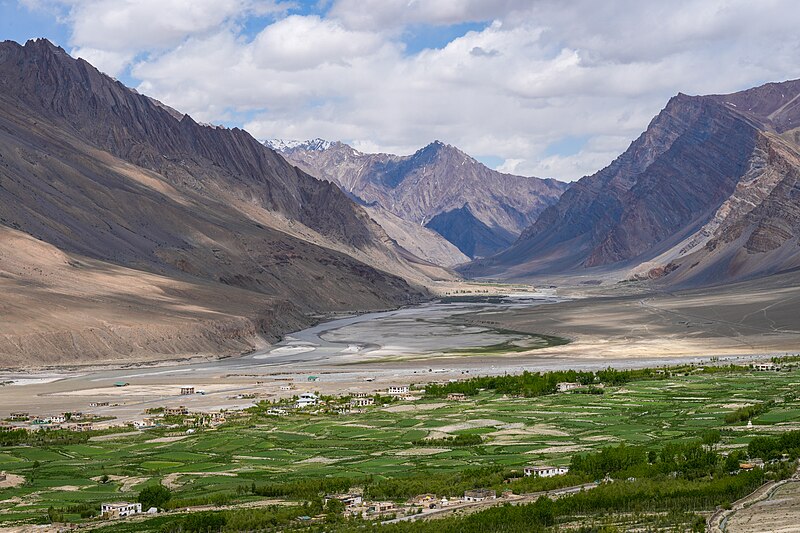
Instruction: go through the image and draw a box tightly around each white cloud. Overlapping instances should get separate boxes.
[25,0,291,75]
[328,0,530,30]
[495,158,524,174]
[252,15,385,71]
[70,47,134,77]
[22,0,800,180]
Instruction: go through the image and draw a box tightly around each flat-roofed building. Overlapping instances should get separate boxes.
[464,489,496,502]
[101,502,142,519]
[350,397,375,407]
[524,465,569,478]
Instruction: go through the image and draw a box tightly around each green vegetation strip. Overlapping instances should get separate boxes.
[2,362,799,531]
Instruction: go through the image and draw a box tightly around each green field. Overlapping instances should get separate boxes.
[1,367,799,527]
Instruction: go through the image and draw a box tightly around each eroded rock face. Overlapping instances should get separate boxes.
[0,39,431,366]
[464,79,800,287]
[0,39,381,251]
[268,139,567,259]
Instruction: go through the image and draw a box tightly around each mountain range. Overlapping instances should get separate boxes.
[265,139,568,263]
[0,39,452,366]
[464,79,800,287]
[3,37,800,366]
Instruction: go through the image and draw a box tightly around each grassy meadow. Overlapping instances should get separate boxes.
[1,365,799,527]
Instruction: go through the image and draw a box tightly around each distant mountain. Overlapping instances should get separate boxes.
[266,139,567,262]
[464,79,800,287]
[0,39,445,366]
[425,206,515,258]
[264,138,333,152]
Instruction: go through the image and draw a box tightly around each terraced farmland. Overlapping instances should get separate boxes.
[1,367,800,526]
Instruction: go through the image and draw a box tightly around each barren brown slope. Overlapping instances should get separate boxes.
[651,81,800,286]
[464,79,800,287]
[0,226,310,368]
[0,39,452,287]
[0,39,434,367]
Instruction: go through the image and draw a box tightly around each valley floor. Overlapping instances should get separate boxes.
[459,271,800,361]
[1,365,800,530]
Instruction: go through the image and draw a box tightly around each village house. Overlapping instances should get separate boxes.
[165,406,189,416]
[410,494,439,508]
[525,465,570,478]
[752,362,781,371]
[101,502,142,519]
[351,391,369,398]
[324,493,363,507]
[464,488,496,502]
[89,401,109,407]
[295,392,319,408]
[9,412,28,421]
[739,459,765,470]
[50,415,66,424]
[350,397,375,407]
[279,384,295,391]
[133,418,157,429]
[346,501,397,518]
[387,385,409,395]
[447,393,468,401]
[180,386,195,395]
[267,408,288,416]
[556,382,584,393]
[70,422,94,432]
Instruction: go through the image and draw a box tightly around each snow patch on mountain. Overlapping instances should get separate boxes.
[264,138,333,153]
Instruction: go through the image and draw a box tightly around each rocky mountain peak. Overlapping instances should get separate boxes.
[264,138,335,153]
[274,138,567,260]
[464,79,800,286]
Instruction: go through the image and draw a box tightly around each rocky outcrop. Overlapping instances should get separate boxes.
[268,139,567,259]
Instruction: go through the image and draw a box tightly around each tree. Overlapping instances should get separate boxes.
[702,430,721,451]
[325,497,345,520]
[138,484,172,510]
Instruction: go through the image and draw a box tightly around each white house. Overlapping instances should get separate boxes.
[324,493,363,507]
[101,502,142,519]
[279,384,295,391]
[295,392,319,408]
[133,420,156,429]
[556,382,583,393]
[387,385,409,395]
[752,362,780,371]
[524,465,569,478]
[350,397,375,407]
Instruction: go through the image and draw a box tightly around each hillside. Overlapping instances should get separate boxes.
[267,139,567,261]
[464,79,800,287]
[0,39,438,367]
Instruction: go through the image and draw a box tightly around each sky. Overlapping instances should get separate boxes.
[2,0,800,181]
